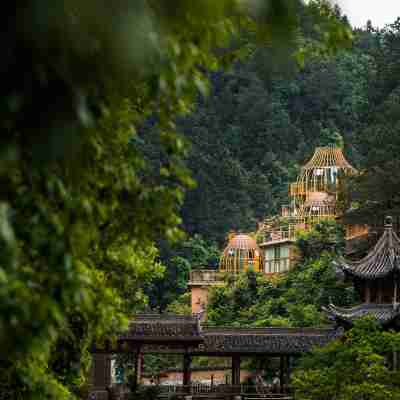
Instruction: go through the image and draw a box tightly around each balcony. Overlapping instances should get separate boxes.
[188,270,224,286]
[260,227,296,246]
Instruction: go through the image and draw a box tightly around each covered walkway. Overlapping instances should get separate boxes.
[89,314,339,399]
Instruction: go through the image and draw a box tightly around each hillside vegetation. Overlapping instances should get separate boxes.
[147,17,400,311]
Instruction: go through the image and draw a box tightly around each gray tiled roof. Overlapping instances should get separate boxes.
[334,222,400,279]
[115,315,339,355]
[192,326,339,355]
[323,303,400,325]
[119,314,202,341]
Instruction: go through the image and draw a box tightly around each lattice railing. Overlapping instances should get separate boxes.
[189,270,224,284]
[260,226,297,244]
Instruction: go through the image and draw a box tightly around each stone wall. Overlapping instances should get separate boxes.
[191,286,209,314]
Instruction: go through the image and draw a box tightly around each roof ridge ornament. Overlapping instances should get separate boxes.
[385,215,394,231]
[385,216,396,268]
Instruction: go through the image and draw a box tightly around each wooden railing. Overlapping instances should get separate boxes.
[189,270,224,284]
[156,384,292,395]
[260,227,296,245]
[88,384,293,399]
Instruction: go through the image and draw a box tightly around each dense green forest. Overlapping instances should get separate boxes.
[147,16,400,311]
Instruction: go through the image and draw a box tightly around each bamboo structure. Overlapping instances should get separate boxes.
[291,146,356,225]
[219,234,263,274]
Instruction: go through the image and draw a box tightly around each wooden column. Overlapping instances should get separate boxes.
[288,355,292,383]
[283,355,289,388]
[378,280,383,303]
[133,348,142,391]
[92,354,111,389]
[232,355,241,386]
[393,351,398,371]
[279,356,284,393]
[183,354,192,387]
[365,281,371,303]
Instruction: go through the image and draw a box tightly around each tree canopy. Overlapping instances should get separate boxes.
[293,319,400,400]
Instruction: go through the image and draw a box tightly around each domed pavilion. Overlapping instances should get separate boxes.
[258,145,363,275]
[291,146,357,225]
[219,233,263,274]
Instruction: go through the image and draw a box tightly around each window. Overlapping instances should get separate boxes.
[265,245,291,273]
[265,248,274,261]
[281,246,289,258]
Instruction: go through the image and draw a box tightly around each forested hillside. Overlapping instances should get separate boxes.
[146,16,400,311]
[177,37,371,244]
[178,19,400,244]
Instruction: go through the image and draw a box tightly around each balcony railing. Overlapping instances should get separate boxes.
[261,227,296,244]
[189,270,224,284]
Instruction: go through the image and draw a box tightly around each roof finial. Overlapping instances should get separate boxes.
[385,216,393,229]
[385,216,394,251]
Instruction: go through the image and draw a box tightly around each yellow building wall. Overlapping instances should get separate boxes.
[191,286,209,314]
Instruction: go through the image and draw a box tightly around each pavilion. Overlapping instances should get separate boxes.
[324,216,400,329]
[89,314,338,399]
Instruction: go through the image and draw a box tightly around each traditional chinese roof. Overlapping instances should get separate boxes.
[323,303,400,326]
[302,146,356,172]
[94,315,340,355]
[118,314,202,342]
[192,326,339,355]
[334,218,400,279]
